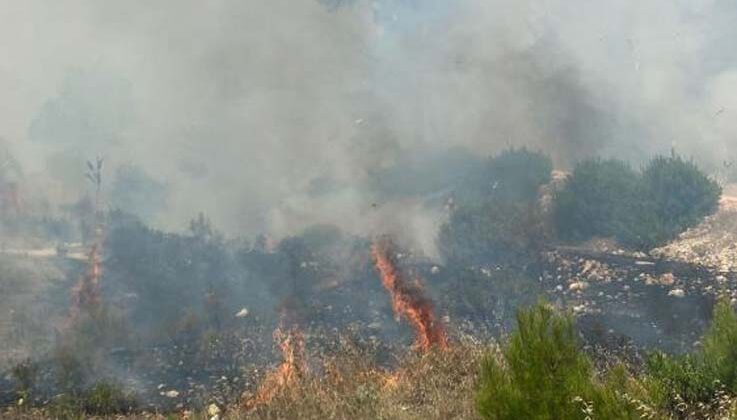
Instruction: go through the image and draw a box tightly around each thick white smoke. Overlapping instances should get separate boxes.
[0,0,736,252]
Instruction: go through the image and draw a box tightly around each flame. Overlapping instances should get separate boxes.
[244,321,306,410]
[371,238,447,352]
[69,242,103,321]
[381,371,402,391]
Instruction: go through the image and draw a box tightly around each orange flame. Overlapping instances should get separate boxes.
[70,243,103,321]
[371,238,447,352]
[244,321,306,410]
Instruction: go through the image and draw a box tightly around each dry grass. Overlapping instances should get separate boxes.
[238,338,484,420]
[2,338,486,420]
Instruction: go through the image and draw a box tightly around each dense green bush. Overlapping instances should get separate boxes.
[642,154,722,241]
[554,154,721,250]
[457,147,553,205]
[647,299,737,408]
[482,147,553,203]
[554,159,643,245]
[438,199,546,267]
[440,148,552,266]
[476,302,638,419]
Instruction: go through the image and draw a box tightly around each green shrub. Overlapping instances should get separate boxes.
[642,154,721,242]
[438,199,546,267]
[11,358,38,401]
[48,382,136,418]
[554,154,721,250]
[81,382,136,415]
[441,148,551,266]
[554,159,643,246]
[457,148,552,205]
[647,299,737,407]
[476,302,638,419]
[484,147,553,203]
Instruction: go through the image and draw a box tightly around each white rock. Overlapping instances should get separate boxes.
[569,281,589,292]
[668,288,686,298]
[162,390,180,398]
[208,403,221,417]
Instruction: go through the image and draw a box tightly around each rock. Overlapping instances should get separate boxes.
[569,281,589,292]
[161,390,180,398]
[659,273,675,286]
[668,288,686,298]
[208,403,221,417]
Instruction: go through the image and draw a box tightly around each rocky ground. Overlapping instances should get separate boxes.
[651,193,737,272]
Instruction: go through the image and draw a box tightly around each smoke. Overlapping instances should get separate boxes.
[1,0,736,250]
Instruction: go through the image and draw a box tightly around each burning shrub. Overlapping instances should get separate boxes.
[476,302,638,419]
[242,337,483,420]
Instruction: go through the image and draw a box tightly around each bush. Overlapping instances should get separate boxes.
[554,154,721,250]
[642,154,721,241]
[440,148,552,266]
[80,382,136,415]
[48,382,136,418]
[647,298,737,408]
[484,147,553,203]
[438,199,546,267]
[11,359,38,402]
[458,147,553,205]
[476,302,638,419]
[554,159,642,244]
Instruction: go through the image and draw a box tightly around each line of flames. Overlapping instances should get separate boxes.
[371,238,448,352]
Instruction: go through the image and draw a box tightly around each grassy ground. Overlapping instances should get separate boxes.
[2,339,486,420]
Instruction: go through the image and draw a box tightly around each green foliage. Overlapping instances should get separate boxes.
[476,302,638,420]
[81,382,136,415]
[554,154,721,250]
[554,159,642,244]
[647,299,737,408]
[11,359,38,401]
[458,147,553,205]
[642,154,722,241]
[439,200,545,267]
[48,382,136,418]
[440,148,552,266]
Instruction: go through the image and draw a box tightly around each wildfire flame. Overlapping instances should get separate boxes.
[69,242,103,321]
[371,238,448,352]
[244,319,306,410]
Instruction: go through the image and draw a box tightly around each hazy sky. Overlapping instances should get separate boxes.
[1,0,736,245]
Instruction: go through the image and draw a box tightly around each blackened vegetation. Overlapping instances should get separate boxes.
[1,147,732,417]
